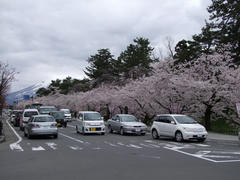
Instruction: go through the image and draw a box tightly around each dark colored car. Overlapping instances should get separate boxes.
[49,111,67,127]
[13,110,23,127]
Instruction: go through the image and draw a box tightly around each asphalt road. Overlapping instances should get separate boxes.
[1,119,240,180]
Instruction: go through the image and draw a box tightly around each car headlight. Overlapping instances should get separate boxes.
[100,122,104,126]
[183,127,192,132]
[84,122,91,126]
[124,125,133,129]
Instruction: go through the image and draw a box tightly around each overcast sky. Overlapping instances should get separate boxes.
[0,0,211,92]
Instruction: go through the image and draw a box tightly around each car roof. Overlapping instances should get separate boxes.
[40,106,56,108]
[79,111,98,113]
[32,114,52,118]
[24,109,38,112]
[116,114,135,117]
[157,114,186,117]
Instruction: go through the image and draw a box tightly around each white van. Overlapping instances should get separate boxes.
[76,111,105,135]
[60,109,72,121]
[20,109,39,131]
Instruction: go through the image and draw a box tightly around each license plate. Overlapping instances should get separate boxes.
[90,128,96,131]
[136,128,140,132]
[57,123,61,126]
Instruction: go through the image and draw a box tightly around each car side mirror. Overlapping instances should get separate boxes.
[101,117,104,120]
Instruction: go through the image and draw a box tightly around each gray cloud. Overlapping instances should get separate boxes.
[0,0,211,92]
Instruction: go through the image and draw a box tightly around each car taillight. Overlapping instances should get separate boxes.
[21,119,24,123]
[51,123,57,127]
[33,124,40,128]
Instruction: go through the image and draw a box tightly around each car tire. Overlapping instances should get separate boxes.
[76,125,79,133]
[27,132,32,139]
[108,125,113,133]
[120,127,124,135]
[175,131,183,142]
[24,129,27,137]
[141,133,146,136]
[152,129,159,139]
[20,126,24,131]
[101,132,105,135]
[82,128,85,135]
[54,134,58,139]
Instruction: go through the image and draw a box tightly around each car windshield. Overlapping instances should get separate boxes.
[121,115,138,122]
[24,111,38,117]
[84,113,101,121]
[174,116,197,124]
[33,116,54,122]
[40,107,57,114]
[62,109,70,113]
[52,112,64,119]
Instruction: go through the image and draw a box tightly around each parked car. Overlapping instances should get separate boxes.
[76,111,105,135]
[12,110,23,127]
[107,114,147,135]
[151,114,208,142]
[39,106,57,114]
[49,111,67,127]
[60,109,72,121]
[24,115,58,139]
[20,109,39,131]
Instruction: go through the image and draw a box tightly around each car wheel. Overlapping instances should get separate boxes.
[108,125,113,133]
[152,129,159,139]
[175,131,183,142]
[27,131,32,139]
[54,134,58,139]
[82,127,85,135]
[24,128,27,137]
[20,126,24,131]
[120,127,124,135]
[101,132,105,135]
[76,125,79,133]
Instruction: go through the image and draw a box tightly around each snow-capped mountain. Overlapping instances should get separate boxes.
[6,83,44,105]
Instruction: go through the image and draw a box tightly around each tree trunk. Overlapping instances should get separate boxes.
[204,105,212,131]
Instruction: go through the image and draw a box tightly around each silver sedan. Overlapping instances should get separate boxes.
[24,115,58,139]
[107,114,147,135]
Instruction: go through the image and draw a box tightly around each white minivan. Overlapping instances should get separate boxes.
[60,109,72,121]
[151,114,208,142]
[76,111,105,135]
[20,109,39,131]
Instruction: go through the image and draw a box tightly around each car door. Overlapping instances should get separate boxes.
[109,115,116,131]
[78,113,83,132]
[115,116,121,132]
[164,116,177,137]
[157,116,170,136]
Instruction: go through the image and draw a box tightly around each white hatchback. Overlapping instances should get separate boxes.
[151,114,208,142]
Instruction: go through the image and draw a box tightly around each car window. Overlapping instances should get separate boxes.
[24,111,38,117]
[33,116,54,122]
[174,116,197,124]
[84,113,101,121]
[120,115,137,122]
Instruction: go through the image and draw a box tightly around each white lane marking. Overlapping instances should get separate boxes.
[193,143,210,147]
[104,141,117,147]
[139,143,154,148]
[165,147,240,163]
[128,144,142,149]
[67,125,76,128]
[140,154,161,159]
[59,132,85,144]
[147,144,161,148]
[6,119,23,152]
[92,147,102,150]
[46,142,57,150]
[32,146,45,151]
[212,151,240,155]
[165,146,217,163]
[195,151,211,155]
[117,142,125,146]
[69,146,83,150]
[144,140,154,143]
